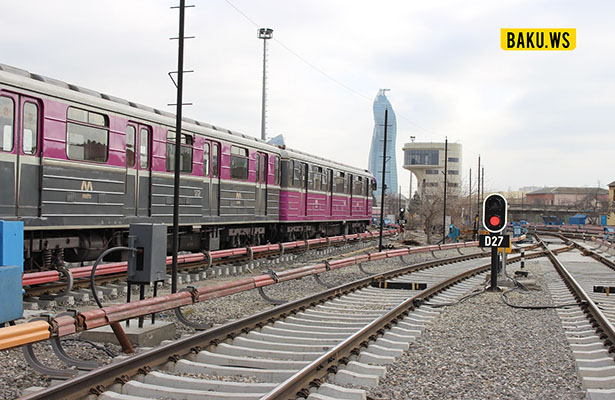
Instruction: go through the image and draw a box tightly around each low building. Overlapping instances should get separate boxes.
[525,187,608,206]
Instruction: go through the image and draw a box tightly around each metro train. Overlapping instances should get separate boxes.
[0,64,374,271]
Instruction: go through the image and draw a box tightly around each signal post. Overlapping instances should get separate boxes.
[479,194,509,291]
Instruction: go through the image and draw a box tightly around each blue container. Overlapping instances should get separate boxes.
[568,214,587,226]
[601,215,607,226]
[0,221,24,272]
[0,265,23,324]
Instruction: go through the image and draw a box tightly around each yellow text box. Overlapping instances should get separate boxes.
[501,29,576,51]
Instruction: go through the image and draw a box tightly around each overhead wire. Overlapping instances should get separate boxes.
[222,0,441,139]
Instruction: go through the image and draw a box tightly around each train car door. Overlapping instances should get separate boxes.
[17,96,43,217]
[202,141,211,215]
[125,124,137,215]
[125,124,151,217]
[349,174,354,216]
[255,152,267,215]
[0,92,42,217]
[298,162,308,217]
[327,169,333,217]
[136,126,151,216]
[210,142,220,216]
[0,92,18,216]
[364,177,370,216]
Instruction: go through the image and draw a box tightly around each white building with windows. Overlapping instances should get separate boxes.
[402,141,462,197]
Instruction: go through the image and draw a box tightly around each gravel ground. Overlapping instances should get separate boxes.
[0,234,483,399]
[366,259,586,400]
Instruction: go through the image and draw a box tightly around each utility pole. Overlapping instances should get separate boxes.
[409,136,415,202]
[258,28,273,141]
[477,156,481,221]
[442,137,448,244]
[378,108,389,252]
[170,0,192,294]
[469,168,472,225]
[474,156,480,240]
[482,166,485,205]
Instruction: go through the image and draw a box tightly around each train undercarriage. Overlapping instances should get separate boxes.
[23,220,369,272]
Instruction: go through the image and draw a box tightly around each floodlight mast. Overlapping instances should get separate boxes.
[258,28,273,141]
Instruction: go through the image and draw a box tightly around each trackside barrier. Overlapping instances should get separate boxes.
[22,229,398,287]
[0,234,527,352]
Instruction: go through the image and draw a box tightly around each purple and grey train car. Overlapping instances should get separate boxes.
[0,63,373,271]
[279,148,373,239]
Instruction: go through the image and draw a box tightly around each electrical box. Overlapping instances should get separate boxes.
[127,224,167,284]
[0,221,24,272]
[0,265,23,324]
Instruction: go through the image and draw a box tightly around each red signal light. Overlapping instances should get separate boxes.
[489,216,501,227]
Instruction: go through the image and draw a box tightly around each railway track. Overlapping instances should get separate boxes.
[534,234,615,398]
[20,249,522,400]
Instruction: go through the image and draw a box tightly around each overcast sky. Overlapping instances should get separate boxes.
[2,0,614,195]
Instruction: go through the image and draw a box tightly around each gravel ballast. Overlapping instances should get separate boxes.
[366,258,586,400]
[2,237,472,399]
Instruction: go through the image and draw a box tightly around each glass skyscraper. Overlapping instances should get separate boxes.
[368,89,398,195]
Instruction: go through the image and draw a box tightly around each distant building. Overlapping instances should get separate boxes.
[609,181,615,207]
[267,134,285,147]
[367,89,398,194]
[525,187,608,206]
[518,186,541,193]
[402,141,462,196]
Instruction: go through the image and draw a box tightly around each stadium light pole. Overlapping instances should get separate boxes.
[258,28,273,141]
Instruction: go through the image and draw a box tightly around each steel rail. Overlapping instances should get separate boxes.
[19,251,488,400]
[537,235,615,356]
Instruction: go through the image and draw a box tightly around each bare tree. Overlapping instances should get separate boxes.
[414,186,464,243]
[574,187,609,224]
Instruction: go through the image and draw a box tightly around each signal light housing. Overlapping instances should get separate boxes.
[483,194,508,233]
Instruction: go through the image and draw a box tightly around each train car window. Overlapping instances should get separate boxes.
[67,107,88,123]
[212,143,219,178]
[139,128,149,168]
[273,156,280,185]
[255,153,260,182]
[126,125,136,167]
[230,145,248,180]
[203,142,210,176]
[321,168,327,191]
[310,166,323,191]
[354,176,363,196]
[365,178,371,196]
[66,107,109,162]
[22,102,38,155]
[0,96,15,152]
[292,161,302,188]
[166,131,193,172]
[334,171,346,194]
[260,154,267,183]
[347,174,353,195]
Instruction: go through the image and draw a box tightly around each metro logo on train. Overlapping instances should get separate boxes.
[501,29,576,50]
